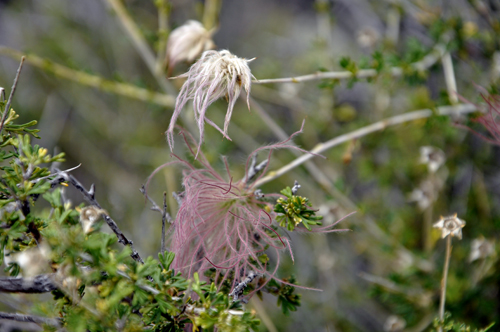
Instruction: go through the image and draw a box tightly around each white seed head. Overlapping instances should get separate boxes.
[166,20,216,72]
[433,214,466,240]
[419,146,446,173]
[80,206,106,234]
[166,49,256,155]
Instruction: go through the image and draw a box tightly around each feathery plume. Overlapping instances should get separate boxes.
[166,50,256,156]
[150,122,350,296]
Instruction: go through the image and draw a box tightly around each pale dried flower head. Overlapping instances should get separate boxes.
[79,206,106,234]
[469,236,495,262]
[166,49,256,156]
[165,20,216,73]
[383,315,406,332]
[419,146,446,173]
[433,214,466,240]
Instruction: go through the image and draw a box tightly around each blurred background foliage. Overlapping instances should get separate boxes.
[1,0,499,331]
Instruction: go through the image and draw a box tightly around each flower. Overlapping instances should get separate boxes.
[469,236,495,262]
[419,146,445,173]
[165,20,216,74]
[433,214,466,240]
[166,50,256,156]
[149,123,350,294]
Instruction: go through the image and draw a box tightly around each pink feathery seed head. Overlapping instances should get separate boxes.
[149,123,351,296]
[166,49,256,157]
[456,92,500,145]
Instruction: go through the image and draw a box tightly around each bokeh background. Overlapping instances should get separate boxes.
[1,0,499,331]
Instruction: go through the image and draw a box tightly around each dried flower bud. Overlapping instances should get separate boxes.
[166,50,256,155]
[419,146,445,173]
[79,206,106,234]
[433,214,466,240]
[469,236,495,262]
[166,20,216,73]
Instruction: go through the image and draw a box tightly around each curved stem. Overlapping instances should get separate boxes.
[254,103,477,187]
[0,47,175,108]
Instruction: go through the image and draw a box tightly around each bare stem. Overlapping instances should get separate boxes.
[156,0,170,74]
[253,39,445,84]
[202,0,220,30]
[438,236,452,331]
[0,56,25,135]
[103,0,175,94]
[423,202,433,253]
[161,192,168,253]
[0,47,175,108]
[254,103,477,187]
[442,52,458,104]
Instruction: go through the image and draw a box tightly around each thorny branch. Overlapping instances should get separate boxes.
[46,168,148,269]
[0,274,57,293]
[0,312,61,328]
[0,56,25,135]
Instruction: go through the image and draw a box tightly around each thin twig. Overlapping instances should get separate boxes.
[254,103,478,187]
[139,186,173,253]
[0,56,25,135]
[253,39,446,84]
[0,47,175,108]
[438,236,452,331]
[161,192,168,253]
[0,312,60,328]
[32,164,81,183]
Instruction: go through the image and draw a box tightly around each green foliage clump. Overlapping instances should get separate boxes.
[274,186,323,231]
[0,100,259,332]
